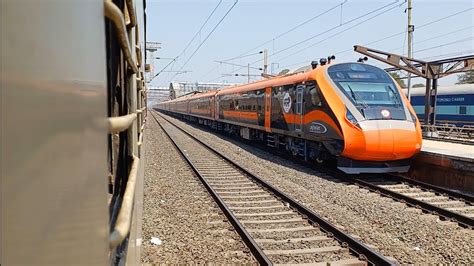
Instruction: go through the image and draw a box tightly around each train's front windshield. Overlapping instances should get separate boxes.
[328,63,403,108]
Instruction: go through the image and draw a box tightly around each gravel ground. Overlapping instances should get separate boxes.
[160,112,474,264]
[140,114,256,264]
[155,115,361,265]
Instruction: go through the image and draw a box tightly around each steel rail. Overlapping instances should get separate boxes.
[351,177,474,228]
[104,0,139,73]
[150,112,272,265]
[277,145,474,229]
[157,110,474,229]
[154,111,394,266]
[389,174,474,203]
[270,141,474,228]
[255,142,474,228]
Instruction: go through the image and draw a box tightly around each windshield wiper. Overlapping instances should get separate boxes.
[385,85,402,106]
[347,85,369,109]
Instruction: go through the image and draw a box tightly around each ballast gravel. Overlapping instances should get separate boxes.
[140,115,256,264]
[162,113,474,265]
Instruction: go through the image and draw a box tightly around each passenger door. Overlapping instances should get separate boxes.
[295,84,304,132]
[264,87,272,132]
[214,96,219,120]
[210,97,215,119]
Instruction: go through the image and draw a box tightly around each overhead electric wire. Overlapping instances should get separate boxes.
[274,1,405,63]
[206,5,473,83]
[151,57,177,80]
[202,64,221,80]
[333,7,474,56]
[222,51,264,62]
[215,60,263,70]
[280,7,474,69]
[420,49,474,61]
[204,51,263,81]
[414,37,473,53]
[413,26,473,45]
[178,0,223,59]
[210,0,402,80]
[401,29,408,56]
[270,0,401,58]
[151,0,223,83]
[231,0,348,60]
[206,0,392,81]
[418,7,473,29]
[387,26,473,53]
[162,0,239,86]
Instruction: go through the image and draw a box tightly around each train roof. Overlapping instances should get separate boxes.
[215,70,314,96]
[187,90,218,100]
[159,90,218,104]
[403,84,474,96]
[159,92,195,104]
[214,62,388,96]
[162,62,434,103]
[160,66,318,104]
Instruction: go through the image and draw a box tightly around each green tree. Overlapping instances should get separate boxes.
[456,71,474,84]
[412,83,425,88]
[389,72,406,88]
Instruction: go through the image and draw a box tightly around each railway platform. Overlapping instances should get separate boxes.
[421,139,473,161]
[407,138,474,194]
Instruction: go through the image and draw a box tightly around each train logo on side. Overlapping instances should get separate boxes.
[309,122,327,134]
[283,92,291,113]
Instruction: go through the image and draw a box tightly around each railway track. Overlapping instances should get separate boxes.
[151,111,394,265]
[157,111,474,230]
[350,175,474,228]
[273,150,474,229]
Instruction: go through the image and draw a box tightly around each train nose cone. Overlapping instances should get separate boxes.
[359,120,420,160]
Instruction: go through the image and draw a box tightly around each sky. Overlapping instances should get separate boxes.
[146,0,473,88]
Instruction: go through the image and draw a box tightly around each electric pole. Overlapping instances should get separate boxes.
[145,42,161,83]
[407,0,414,100]
[248,63,250,83]
[263,49,268,75]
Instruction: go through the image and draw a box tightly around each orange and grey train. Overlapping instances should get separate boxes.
[158,62,422,174]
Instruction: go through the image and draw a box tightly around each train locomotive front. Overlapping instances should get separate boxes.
[315,63,422,173]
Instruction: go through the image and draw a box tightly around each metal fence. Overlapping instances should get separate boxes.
[422,124,474,144]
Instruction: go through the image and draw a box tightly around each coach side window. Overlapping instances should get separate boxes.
[310,87,322,107]
[308,81,322,107]
[460,106,467,115]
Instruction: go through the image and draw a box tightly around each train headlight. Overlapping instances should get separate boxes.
[345,108,361,129]
[381,109,391,118]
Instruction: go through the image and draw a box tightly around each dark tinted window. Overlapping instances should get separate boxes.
[328,63,402,108]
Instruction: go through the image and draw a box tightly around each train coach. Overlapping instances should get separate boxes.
[157,61,423,174]
[406,84,474,127]
[3,0,148,264]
